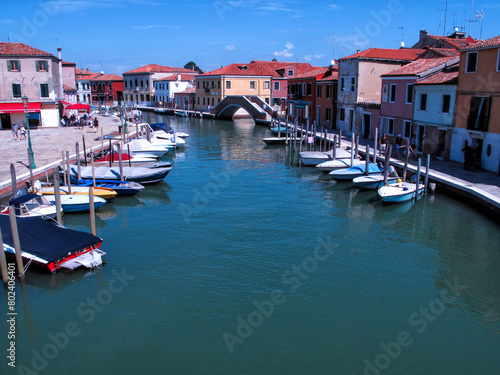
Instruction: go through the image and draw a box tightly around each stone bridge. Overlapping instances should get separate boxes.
[210,96,276,125]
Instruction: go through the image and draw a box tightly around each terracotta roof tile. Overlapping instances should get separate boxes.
[91,74,123,81]
[461,35,500,50]
[414,69,458,85]
[175,87,196,94]
[0,42,53,57]
[251,60,316,76]
[62,60,76,66]
[317,71,339,81]
[382,56,458,77]
[77,73,101,81]
[63,84,76,91]
[200,63,274,77]
[124,64,195,74]
[340,48,425,61]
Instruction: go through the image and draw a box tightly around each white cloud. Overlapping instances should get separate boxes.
[225,44,236,51]
[315,54,325,59]
[329,4,340,9]
[304,55,312,61]
[274,41,295,58]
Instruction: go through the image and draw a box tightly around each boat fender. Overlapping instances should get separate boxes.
[397,178,402,183]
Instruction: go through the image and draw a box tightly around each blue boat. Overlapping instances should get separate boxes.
[329,163,384,181]
[378,182,425,203]
[70,179,145,196]
[44,194,107,213]
[271,126,287,135]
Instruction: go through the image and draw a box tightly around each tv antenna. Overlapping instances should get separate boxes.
[474,10,484,39]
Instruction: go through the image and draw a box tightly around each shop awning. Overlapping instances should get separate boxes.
[66,103,90,111]
[0,102,42,114]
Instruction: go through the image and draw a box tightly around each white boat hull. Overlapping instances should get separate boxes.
[378,183,425,203]
[316,159,365,172]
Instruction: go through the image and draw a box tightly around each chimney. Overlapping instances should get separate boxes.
[177,74,181,80]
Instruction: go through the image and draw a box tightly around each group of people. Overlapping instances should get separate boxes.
[11,122,27,140]
[378,133,416,158]
[60,113,99,132]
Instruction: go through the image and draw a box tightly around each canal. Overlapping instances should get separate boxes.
[3,115,500,375]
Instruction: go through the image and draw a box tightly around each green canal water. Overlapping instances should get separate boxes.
[2,116,500,375]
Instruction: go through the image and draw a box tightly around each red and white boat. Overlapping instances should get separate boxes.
[1,215,105,273]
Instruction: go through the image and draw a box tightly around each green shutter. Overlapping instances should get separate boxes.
[36,61,40,71]
[7,61,11,71]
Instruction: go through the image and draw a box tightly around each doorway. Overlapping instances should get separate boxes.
[436,129,446,158]
[417,124,425,153]
[363,113,371,138]
[0,114,11,130]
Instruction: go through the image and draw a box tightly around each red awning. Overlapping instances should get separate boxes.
[0,102,42,114]
[59,100,71,105]
[66,103,90,111]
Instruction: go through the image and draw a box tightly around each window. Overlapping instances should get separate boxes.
[211,81,214,89]
[326,107,331,122]
[140,94,144,101]
[226,80,231,89]
[302,83,306,95]
[265,81,270,89]
[203,97,205,105]
[326,85,331,99]
[307,83,312,96]
[7,60,20,71]
[40,83,49,98]
[146,80,148,87]
[274,81,279,91]
[109,95,114,102]
[390,84,396,102]
[197,81,200,89]
[403,120,411,139]
[442,94,451,113]
[466,51,478,73]
[317,85,322,98]
[250,81,255,89]
[135,79,138,88]
[197,97,200,105]
[467,96,491,131]
[211,97,214,106]
[265,97,269,104]
[406,84,413,104]
[351,77,355,91]
[420,93,427,111]
[287,70,294,76]
[497,49,500,72]
[218,81,220,89]
[12,83,21,98]
[125,81,128,88]
[218,98,221,103]
[140,80,143,88]
[339,107,345,121]
[388,118,395,135]
[36,60,48,72]
[146,94,150,101]
[340,78,345,91]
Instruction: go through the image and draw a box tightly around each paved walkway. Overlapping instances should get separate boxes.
[0,114,125,197]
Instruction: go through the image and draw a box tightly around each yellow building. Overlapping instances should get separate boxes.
[195,63,273,111]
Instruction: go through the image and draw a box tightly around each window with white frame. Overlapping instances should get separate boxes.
[466,51,478,73]
[12,83,21,98]
[326,107,331,122]
[287,70,294,76]
[274,81,279,90]
[403,120,411,139]
[226,80,231,89]
[388,118,395,135]
[250,81,255,89]
[36,60,48,72]
[406,84,413,104]
[7,60,20,71]
[40,83,49,98]
[265,81,270,89]
[390,84,397,102]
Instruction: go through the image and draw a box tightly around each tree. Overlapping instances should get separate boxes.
[184,61,204,74]
[272,58,278,62]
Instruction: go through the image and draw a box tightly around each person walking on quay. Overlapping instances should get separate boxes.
[93,117,99,133]
[395,134,403,157]
[462,143,475,171]
[379,133,387,155]
[12,122,19,140]
[19,124,27,140]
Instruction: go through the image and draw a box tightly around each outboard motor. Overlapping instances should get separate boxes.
[388,165,398,177]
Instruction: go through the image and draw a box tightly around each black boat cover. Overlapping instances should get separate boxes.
[0,215,102,262]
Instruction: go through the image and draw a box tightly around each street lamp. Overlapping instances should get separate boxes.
[21,94,36,169]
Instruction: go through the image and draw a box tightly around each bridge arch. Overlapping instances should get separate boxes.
[211,96,275,125]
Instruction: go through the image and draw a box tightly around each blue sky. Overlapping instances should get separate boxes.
[1,0,498,75]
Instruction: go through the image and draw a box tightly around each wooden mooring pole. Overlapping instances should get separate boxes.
[383,144,392,186]
[424,154,430,195]
[8,207,24,280]
[53,168,62,224]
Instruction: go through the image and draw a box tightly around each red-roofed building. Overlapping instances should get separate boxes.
[286,66,337,127]
[450,35,500,173]
[90,73,124,107]
[62,60,77,105]
[0,42,63,129]
[412,29,476,50]
[123,64,197,107]
[337,47,424,139]
[380,55,459,157]
[154,74,196,108]
[76,70,100,104]
[316,69,339,128]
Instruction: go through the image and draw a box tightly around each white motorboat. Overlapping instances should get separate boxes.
[300,148,355,166]
[377,182,425,203]
[66,163,173,184]
[1,193,57,219]
[329,163,384,181]
[125,139,173,158]
[147,130,186,148]
[353,175,401,190]
[44,194,107,213]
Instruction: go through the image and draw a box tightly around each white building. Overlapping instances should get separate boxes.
[154,74,196,107]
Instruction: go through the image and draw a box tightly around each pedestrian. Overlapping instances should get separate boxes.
[410,136,416,158]
[395,134,403,157]
[60,117,66,127]
[12,122,19,140]
[461,143,474,171]
[379,133,387,155]
[93,117,99,133]
[20,125,27,140]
